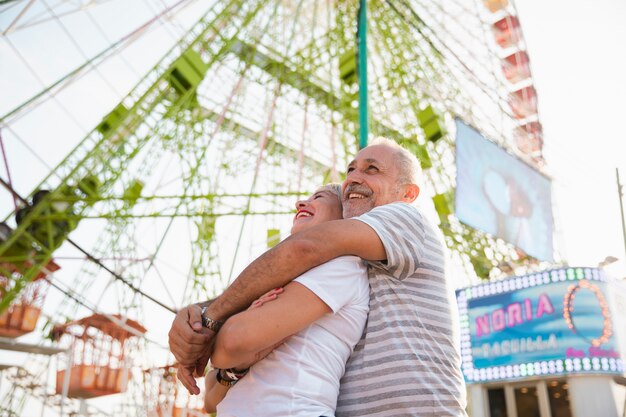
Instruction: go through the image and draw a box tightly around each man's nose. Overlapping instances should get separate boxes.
[345,169,363,184]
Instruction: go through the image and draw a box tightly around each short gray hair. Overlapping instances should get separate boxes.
[315,183,343,201]
[369,137,422,185]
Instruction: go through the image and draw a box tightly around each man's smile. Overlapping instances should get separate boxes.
[344,185,372,201]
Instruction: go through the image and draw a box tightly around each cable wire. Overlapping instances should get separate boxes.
[0,176,177,314]
[0,0,191,124]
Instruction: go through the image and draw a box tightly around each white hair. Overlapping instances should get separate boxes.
[368,137,423,186]
[315,183,343,202]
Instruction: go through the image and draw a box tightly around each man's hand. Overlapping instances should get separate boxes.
[168,305,215,394]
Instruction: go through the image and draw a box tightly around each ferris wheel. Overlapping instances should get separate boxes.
[0,0,547,415]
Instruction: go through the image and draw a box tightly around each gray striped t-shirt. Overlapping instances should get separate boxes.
[336,202,467,417]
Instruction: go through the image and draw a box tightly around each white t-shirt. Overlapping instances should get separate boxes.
[216,256,369,417]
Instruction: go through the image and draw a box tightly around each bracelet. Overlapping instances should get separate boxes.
[215,367,249,387]
[200,307,224,332]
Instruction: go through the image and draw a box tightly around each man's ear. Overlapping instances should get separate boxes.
[402,184,420,203]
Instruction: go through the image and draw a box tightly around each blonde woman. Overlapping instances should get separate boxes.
[204,184,369,417]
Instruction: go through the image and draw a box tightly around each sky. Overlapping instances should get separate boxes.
[514,0,626,278]
[1,0,626,414]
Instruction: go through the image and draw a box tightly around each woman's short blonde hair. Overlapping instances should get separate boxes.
[314,183,343,205]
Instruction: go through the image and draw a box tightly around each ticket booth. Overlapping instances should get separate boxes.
[456,267,626,417]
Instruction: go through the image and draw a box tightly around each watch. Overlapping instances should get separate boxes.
[200,306,223,332]
[215,369,236,387]
[215,367,249,387]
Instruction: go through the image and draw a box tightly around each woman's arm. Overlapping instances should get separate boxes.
[211,281,332,369]
[203,288,285,411]
[203,369,228,413]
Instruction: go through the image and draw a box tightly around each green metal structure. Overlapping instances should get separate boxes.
[0,0,546,414]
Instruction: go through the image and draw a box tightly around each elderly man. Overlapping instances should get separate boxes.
[169,138,467,416]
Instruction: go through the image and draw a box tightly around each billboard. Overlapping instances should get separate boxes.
[455,119,553,261]
[456,267,623,383]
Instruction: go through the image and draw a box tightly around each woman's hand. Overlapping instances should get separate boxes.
[211,283,330,369]
[247,287,284,310]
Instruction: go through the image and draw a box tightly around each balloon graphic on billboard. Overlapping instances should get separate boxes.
[455,119,554,261]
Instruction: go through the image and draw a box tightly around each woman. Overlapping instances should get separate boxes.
[204,184,369,416]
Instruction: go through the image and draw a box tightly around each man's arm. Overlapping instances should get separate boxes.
[170,218,384,393]
[206,218,384,321]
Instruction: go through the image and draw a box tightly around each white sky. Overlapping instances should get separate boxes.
[514,0,626,277]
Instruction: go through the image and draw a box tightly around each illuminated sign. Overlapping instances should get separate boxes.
[456,267,623,383]
[455,119,554,261]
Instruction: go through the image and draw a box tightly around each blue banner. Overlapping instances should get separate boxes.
[456,267,623,383]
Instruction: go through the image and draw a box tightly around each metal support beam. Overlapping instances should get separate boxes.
[0,336,68,356]
[229,41,407,143]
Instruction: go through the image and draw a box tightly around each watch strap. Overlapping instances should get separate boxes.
[200,306,223,332]
[215,368,249,387]
[215,369,235,387]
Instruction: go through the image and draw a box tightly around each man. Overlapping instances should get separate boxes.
[169,138,467,416]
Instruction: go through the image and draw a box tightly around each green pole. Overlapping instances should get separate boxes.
[357,0,368,149]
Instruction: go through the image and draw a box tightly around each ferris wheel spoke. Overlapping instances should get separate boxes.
[0,0,35,35]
